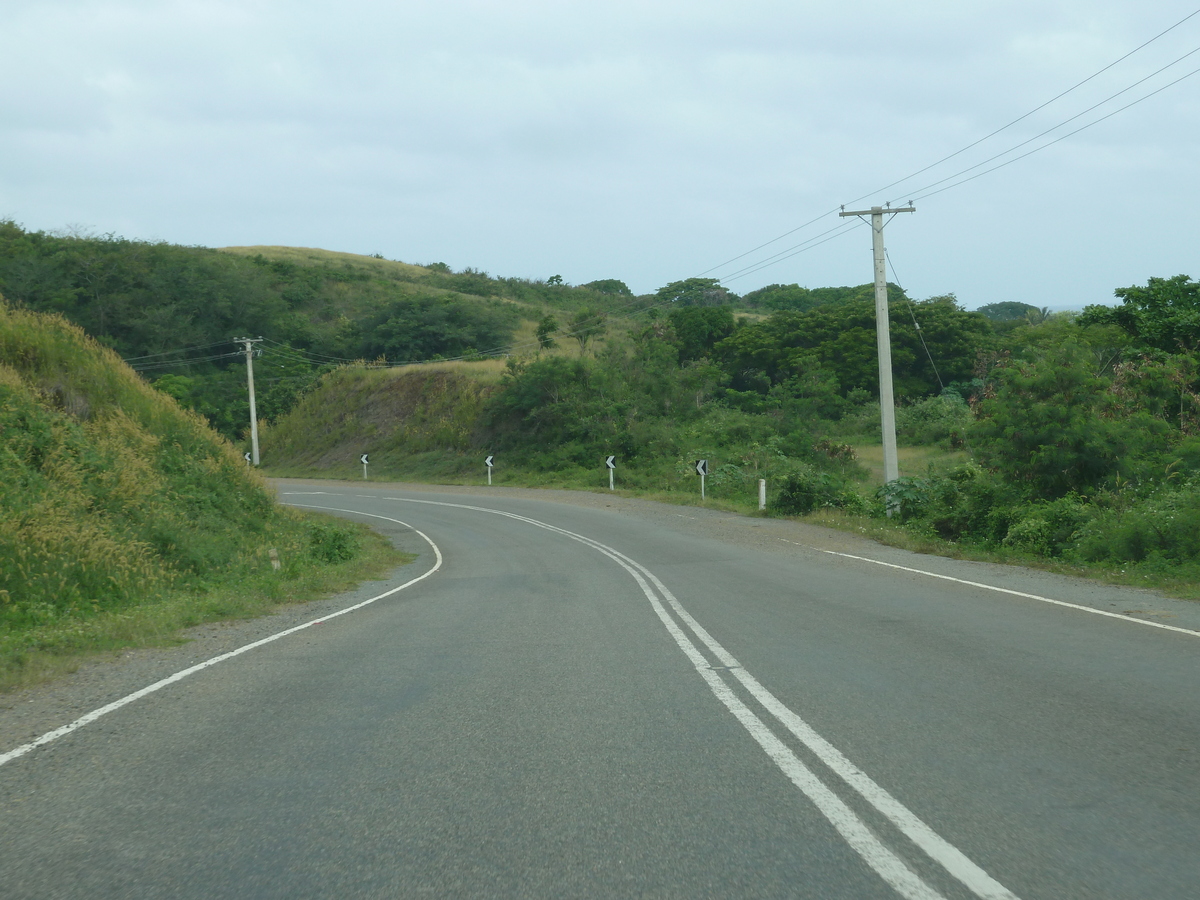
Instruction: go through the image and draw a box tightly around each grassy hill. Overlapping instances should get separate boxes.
[0,222,654,441]
[0,297,405,689]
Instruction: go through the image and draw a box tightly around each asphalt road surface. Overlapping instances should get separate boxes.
[2,480,1199,899]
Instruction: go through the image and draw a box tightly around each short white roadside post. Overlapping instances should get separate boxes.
[759,478,767,511]
[244,451,251,468]
[485,454,495,485]
[605,455,616,491]
[360,453,369,480]
[696,459,708,500]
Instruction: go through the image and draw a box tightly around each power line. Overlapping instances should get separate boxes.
[128,351,241,372]
[718,220,863,283]
[699,7,1200,285]
[854,6,1200,208]
[890,43,1200,205]
[122,340,230,362]
[909,61,1200,204]
[885,249,943,391]
[721,220,866,284]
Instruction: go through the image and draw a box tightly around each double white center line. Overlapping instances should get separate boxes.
[374,495,1020,900]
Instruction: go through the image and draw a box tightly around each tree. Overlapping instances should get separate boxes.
[668,306,735,363]
[975,301,1040,322]
[567,307,607,354]
[716,295,992,399]
[654,277,734,307]
[972,341,1169,497]
[535,314,558,349]
[1078,274,1200,352]
[547,274,563,285]
[584,279,632,296]
[740,282,902,312]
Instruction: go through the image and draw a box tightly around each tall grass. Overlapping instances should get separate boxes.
[0,299,408,689]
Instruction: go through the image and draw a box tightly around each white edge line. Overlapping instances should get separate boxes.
[816,549,1200,638]
[0,507,442,769]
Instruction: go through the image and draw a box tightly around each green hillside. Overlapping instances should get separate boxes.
[0,221,656,441]
[0,298,403,689]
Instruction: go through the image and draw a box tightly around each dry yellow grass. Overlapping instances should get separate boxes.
[219,245,430,279]
[382,357,512,384]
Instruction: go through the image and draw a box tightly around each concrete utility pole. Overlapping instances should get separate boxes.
[838,204,914,486]
[234,337,264,466]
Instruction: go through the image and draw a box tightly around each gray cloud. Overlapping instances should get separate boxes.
[2,0,1197,307]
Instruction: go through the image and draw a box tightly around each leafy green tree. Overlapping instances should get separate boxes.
[361,296,519,362]
[972,341,1170,497]
[741,282,903,312]
[535,314,558,349]
[584,279,632,295]
[567,307,607,354]
[975,301,1040,322]
[668,306,735,363]
[717,295,992,399]
[547,274,563,285]
[654,277,734,307]
[1078,274,1200,352]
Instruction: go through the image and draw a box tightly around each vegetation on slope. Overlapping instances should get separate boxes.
[0,298,405,690]
[8,218,1200,589]
[0,222,641,441]
[262,273,1200,592]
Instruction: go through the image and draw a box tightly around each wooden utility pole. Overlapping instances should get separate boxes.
[838,204,914,487]
[234,337,264,466]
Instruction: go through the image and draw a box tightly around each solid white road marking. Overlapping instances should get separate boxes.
[0,510,442,769]
[350,493,1019,900]
[809,547,1200,639]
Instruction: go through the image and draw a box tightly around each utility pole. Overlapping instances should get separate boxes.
[838,204,914,487]
[234,337,264,466]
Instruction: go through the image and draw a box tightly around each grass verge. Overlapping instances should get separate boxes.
[0,511,412,694]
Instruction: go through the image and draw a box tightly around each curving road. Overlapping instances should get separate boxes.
[2,480,1199,899]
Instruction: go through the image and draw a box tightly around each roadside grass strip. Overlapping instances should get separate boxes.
[0,510,442,769]
[361,493,1021,900]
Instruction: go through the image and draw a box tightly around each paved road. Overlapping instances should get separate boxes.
[2,482,1198,899]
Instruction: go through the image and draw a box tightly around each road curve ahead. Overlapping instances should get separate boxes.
[2,481,1199,899]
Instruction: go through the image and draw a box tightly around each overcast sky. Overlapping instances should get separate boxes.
[3,1,1198,310]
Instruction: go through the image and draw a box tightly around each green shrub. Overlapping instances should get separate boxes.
[308,521,360,563]
[1000,495,1091,557]
[1075,482,1200,563]
[895,394,971,447]
[774,467,859,514]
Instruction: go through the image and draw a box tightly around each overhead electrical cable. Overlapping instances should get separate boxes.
[885,249,943,391]
[848,6,1200,208]
[128,351,242,373]
[721,220,867,285]
[888,43,1200,205]
[122,340,231,362]
[717,220,864,284]
[260,338,360,363]
[700,7,1200,285]
[907,61,1200,204]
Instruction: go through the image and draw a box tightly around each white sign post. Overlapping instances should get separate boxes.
[759,478,767,511]
[605,455,616,491]
[485,454,494,485]
[695,459,708,499]
[244,451,251,467]
[360,453,369,480]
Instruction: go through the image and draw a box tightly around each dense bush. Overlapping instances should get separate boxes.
[895,394,971,447]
